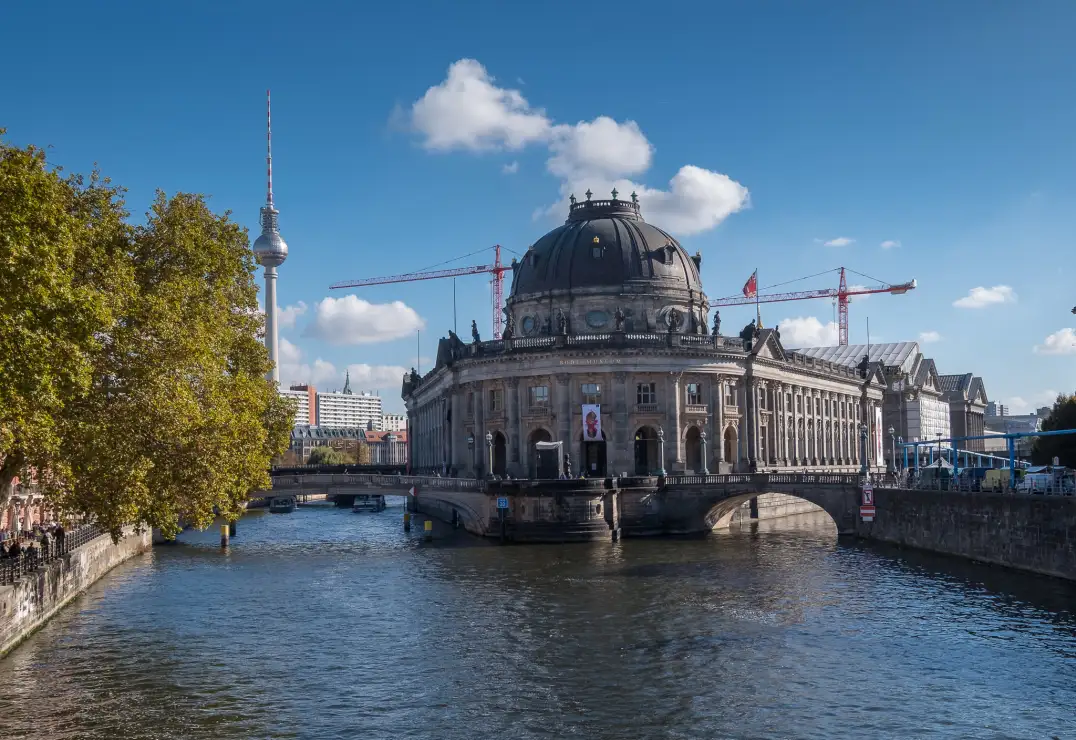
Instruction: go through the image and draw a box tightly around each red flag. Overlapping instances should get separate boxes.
[742,270,757,298]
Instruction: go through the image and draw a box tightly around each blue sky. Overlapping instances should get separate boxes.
[3,0,1075,414]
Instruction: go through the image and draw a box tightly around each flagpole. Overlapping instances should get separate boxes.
[755,268,760,326]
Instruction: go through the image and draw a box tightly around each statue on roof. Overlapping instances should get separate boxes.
[740,319,756,350]
[556,310,568,336]
[857,354,869,378]
[711,310,721,336]
[614,306,625,332]
[667,307,683,333]
[471,319,481,344]
[502,312,515,340]
[774,324,781,341]
[409,367,419,385]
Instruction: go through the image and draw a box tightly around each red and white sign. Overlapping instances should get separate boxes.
[860,505,876,522]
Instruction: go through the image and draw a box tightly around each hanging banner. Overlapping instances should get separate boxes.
[874,406,884,464]
[582,404,602,441]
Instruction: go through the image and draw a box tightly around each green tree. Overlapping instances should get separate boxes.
[1031,393,1076,467]
[307,447,348,465]
[354,442,372,465]
[1,133,292,537]
[0,133,130,509]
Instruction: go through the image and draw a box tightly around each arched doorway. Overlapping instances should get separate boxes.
[528,428,552,478]
[723,426,736,468]
[634,426,660,475]
[493,431,507,477]
[579,430,607,477]
[685,426,702,473]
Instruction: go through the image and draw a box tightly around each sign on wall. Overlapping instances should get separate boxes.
[582,404,602,441]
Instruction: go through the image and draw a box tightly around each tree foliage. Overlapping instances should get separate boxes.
[0,133,292,537]
[1031,393,1076,468]
[307,447,349,465]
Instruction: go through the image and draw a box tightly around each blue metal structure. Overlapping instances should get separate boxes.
[899,429,1076,487]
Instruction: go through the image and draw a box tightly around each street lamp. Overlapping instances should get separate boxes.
[467,433,476,478]
[657,427,666,477]
[700,428,709,475]
[888,425,896,473]
[486,431,494,478]
[859,422,869,477]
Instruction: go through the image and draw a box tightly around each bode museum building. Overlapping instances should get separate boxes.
[403,192,888,479]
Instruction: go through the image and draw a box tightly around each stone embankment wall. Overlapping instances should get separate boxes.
[729,493,824,524]
[0,527,151,657]
[860,488,1076,581]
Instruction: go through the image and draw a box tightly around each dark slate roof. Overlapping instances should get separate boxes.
[510,198,703,297]
[938,373,971,394]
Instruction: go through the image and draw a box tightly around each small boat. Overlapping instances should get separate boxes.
[268,496,296,514]
[352,494,387,512]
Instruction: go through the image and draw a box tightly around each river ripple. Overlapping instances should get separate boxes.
[1,503,1074,739]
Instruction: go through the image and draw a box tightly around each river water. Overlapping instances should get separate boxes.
[1,502,1074,739]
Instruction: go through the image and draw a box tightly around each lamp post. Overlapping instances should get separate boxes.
[700,428,709,475]
[859,422,869,477]
[486,431,494,479]
[888,425,896,474]
[467,433,475,478]
[657,427,666,477]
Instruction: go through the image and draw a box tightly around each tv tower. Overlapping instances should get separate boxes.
[252,89,288,384]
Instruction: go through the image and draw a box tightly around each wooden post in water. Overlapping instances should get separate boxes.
[403,510,411,532]
[220,524,229,549]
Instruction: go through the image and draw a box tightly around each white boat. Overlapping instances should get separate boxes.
[352,494,386,512]
[269,496,296,513]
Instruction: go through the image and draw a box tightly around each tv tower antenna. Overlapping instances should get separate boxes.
[252,89,289,384]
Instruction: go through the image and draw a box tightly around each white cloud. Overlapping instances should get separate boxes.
[344,363,410,389]
[880,240,901,249]
[547,116,652,180]
[1034,328,1076,355]
[919,330,942,343]
[278,340,408,392]
[304,295,425,345]
[774,316,840,348]
[409,59,551,151]
[1005,391,1059,415]
[277,301,308,329]
[408,59,748,236]
[823,237,855,247]
[953,285,1017,309]
[501,161,519,174]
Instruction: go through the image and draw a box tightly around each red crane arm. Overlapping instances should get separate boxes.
[329,263,514,290]
[711,288,837,307]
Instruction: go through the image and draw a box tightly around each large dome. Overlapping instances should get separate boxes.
[506,192,710,337]
[510,194,702,298]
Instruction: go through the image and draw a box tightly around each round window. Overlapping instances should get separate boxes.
[521,315,536,334]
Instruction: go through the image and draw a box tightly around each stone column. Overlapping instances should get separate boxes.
[672,372,684,466]
[556,373,571,451]
[475,381,486,477]
[613,371,629,477]
[508,378,521,475]
[714,376,725,468]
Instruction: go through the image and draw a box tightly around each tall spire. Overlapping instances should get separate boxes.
[266,89,274,208]
[343,369,352,395]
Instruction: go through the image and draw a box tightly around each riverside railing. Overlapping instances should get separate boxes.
[0,524,105,586]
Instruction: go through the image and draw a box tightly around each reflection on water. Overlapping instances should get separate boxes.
[0,504,1074,739]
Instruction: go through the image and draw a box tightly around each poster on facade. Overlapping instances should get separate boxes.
[582,404,602,441]
[874,406,884,464]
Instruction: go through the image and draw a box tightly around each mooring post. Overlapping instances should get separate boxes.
[220,524,229,549]
[403,510,411,531]
[424,519,433,542]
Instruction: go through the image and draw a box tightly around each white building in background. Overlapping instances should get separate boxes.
[314,371,383,429]
[279,385,317,426]
[381,413,407,432]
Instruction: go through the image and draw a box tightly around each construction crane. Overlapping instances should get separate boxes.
[329,245,514,339]
[711,267,916,346]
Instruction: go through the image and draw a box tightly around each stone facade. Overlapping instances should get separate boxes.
[403,196,887,479]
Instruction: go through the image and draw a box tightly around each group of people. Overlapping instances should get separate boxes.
[0,521,66,560]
